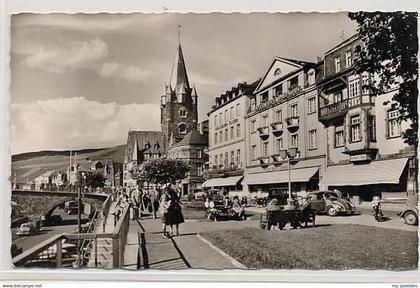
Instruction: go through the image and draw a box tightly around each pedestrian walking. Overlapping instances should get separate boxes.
[159,192,170,238]
[166,187,184,236]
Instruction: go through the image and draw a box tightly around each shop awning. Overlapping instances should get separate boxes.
[202,176,243,188]
[245,167,319,185]
[325,158,409,186]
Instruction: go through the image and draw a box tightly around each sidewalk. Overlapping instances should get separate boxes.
[124,216,248,269]
[86,202,117,268]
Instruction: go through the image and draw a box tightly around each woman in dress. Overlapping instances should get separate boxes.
[159,192,170,238]
[166,187,184,236]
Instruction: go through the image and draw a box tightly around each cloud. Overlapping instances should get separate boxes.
[10,97,161,154]
[99,62,151,83]
[22,38,108,73]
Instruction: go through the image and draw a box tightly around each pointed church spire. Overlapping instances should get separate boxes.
[169,26,190,94]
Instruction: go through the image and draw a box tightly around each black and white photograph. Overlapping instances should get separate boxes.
[8,11,419,271]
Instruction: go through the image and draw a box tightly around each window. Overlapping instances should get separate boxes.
[236,149,241,167]
[230,151,235,165]
[224,110,228,122]
[179,108,187,118]
[309,130,317,150]
[197,164,203,176]
[198,149,202,158]
[345,51,352,68]
[230,126,234,140]
[236,124,241,138]
[230,107,234,120]
[214,155,218,166]
[219,154,223,166]
[291,134,299,148]
[214,132,218,144]
[387,110,401,138]
[251,145,257,160]
[261,115,268,127]
[274,84,283,97]
[290,104,298,117]
[335,56,341,72]
[275,138,283,153]
[369,115,377,142]
[224,152,229,166]
[262,141,269,157]
[179,123,187,134]
[335,130,344,148]
[225,128,228,141]
[348,75,360,98]
[288,76,299,91]
[261,91,269,103]
[219,131,223,143]
[251,120,256,132]
[361,72,370,95]
[250,99,256,111]
[219,112,222,125]
[334,92,343,103]
[308,97,316,114]
[214,115,217,127]
[350,115,361,142]
[274,110,282,123]
[236,103,240,117]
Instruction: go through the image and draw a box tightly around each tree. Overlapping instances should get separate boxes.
[140,158,190,185]
[348,12,418,146]
[85,172,106,188]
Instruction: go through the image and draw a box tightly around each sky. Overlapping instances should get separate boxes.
[10,12,357,154]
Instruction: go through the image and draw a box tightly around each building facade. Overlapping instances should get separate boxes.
[317,35,416,202]
[203,82,258,195]
[243,57,325,197]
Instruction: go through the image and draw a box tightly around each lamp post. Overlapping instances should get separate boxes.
[76,171,86,265]
[279,147,298,210]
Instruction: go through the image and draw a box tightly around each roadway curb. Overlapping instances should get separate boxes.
[196,234,247,269]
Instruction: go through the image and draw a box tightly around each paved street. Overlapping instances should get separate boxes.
[12,207,89,254]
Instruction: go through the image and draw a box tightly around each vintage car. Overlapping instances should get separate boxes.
[307,191,356,216]
[16,222,39,236]
[41,215,63,226]
[398,205,418,226]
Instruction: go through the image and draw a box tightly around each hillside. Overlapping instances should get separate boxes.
[11,145,126,183]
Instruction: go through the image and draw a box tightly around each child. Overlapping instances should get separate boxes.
[159,193,170,238]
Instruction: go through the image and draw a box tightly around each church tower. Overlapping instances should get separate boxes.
[161,29,198,148]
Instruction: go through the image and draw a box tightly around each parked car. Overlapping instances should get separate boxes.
[192,188,207,201]
[16,222,38,236]
[398,205,418,226]
[42,215,63,226]
[307,191,356,216]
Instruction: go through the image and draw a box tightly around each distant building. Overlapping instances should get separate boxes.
[104,161,123,188]
[167,130,208,195]
[35,170,54,190]
[123,131,165,187]
[90,160,105,172]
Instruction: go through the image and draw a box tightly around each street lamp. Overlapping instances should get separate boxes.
[279,147,298,210]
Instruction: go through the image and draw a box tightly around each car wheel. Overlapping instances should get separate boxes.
[404,211,418,226]
[327,206,337,217]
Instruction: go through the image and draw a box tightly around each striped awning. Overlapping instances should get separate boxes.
[245,167,319,185]
[202,176,243,188]
[325,158,409,186]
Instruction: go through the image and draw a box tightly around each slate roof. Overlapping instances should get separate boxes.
[173,130,208,147]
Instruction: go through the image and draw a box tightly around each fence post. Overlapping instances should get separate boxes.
[56,238,62,268]
[112,235,120,268]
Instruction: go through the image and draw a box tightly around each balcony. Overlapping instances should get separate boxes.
[258,156,270,166]
[285,116,300,131]
[319,96,374,122]
[270,121,283,135]
[257,126,270,139]
[271,154,283,163]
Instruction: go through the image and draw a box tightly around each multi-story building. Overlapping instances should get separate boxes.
[317,34,416,203]
[167,130,208,195]
[243,57,325,197]
[203,82,258,195]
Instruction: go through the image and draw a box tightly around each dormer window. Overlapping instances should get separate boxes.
[250,99,256,111]
[288,76,299,91]
[261,91,269,103]
[274,84,283,97]
[179,108,187,118]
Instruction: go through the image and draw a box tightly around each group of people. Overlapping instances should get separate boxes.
[111,185,185,237]
[204,194,247,221]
